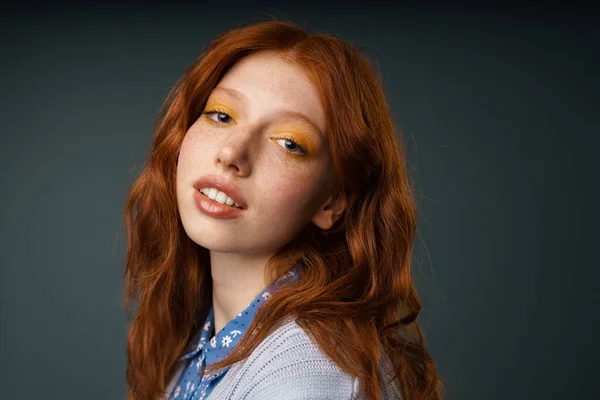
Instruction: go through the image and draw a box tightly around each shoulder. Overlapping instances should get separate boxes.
[210,317,365,400]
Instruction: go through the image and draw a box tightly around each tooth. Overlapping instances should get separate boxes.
[215,191,228,204]
[199,187,242,208]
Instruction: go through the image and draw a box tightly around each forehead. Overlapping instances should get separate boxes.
[209,51,326,136]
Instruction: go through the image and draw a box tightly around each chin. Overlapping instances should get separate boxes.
[194,238,245,254]
[180,220,246,252]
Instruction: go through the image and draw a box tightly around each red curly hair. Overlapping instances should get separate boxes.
[123,18,445,400]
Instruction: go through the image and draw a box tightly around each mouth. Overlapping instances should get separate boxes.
[197,190,244,209]
[193,188,246,218]
[193,175,248,210]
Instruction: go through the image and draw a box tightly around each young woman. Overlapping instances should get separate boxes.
[123,19,444,400]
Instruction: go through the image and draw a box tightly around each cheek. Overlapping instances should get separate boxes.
[260,168,327,216]
[178,138,191,166]
[178,127,203,173]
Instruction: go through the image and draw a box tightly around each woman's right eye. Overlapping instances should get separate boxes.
[202,110,234,124]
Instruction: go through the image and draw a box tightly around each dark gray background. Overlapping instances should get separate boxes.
[1,2,598,399]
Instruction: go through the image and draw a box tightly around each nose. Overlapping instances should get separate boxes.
[214,127,254,176]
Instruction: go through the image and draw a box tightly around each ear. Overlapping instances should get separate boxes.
[312,190,347,230]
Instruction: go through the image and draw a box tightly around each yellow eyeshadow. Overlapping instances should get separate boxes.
[274,129,317,156]
[203,101,238,120]
[200,104,320,156]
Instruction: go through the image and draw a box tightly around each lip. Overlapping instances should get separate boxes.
[193,175,248,210]
[193,190,246,218]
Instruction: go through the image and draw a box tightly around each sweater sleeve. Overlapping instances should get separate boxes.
[237,327,366,400]
[245,362,364,400]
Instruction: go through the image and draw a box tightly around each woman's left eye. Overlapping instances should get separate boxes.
[202,110,233,124]
[275,137,307,155]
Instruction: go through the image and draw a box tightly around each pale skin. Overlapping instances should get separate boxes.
[176,50,346,335]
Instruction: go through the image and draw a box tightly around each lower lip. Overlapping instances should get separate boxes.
[193,190,246,218]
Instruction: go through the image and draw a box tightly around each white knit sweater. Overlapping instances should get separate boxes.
[162,317,403,399]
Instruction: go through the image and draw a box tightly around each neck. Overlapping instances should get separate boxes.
[209,250,274,335]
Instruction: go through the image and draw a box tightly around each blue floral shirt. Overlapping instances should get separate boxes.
[168,267,300,400]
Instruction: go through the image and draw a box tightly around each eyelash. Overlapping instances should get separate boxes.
[202,108,308,155]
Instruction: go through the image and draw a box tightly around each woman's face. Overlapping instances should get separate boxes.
[176,50,340,255]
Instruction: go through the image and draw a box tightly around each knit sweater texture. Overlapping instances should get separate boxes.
[162,316,403,399]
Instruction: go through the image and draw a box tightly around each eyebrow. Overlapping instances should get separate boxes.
[210,86,324,138]
[212,86,247,102]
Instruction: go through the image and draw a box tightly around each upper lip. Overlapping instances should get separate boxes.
[193,175,248,209]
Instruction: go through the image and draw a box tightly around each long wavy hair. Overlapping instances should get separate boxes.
[123,18,445,400]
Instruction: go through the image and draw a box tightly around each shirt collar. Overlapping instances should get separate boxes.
[179,266,300,364]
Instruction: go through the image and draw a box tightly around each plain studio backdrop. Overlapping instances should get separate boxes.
[0,2,597,399]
